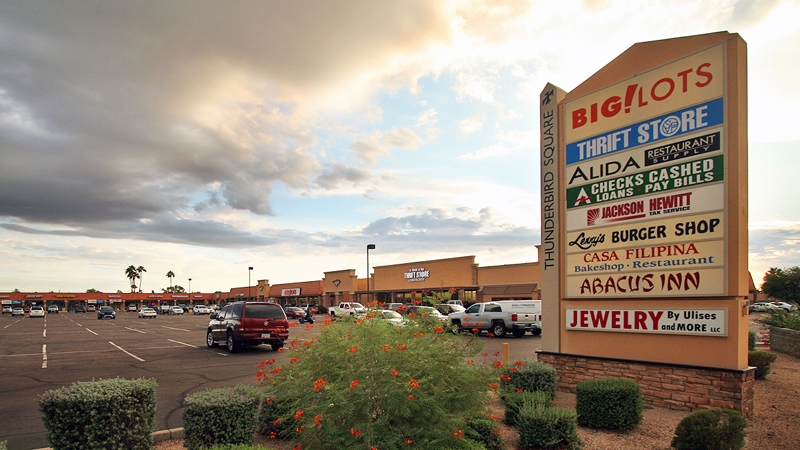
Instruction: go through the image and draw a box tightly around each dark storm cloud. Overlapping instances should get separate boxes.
[0,215,277,248]
[0,1,449,245]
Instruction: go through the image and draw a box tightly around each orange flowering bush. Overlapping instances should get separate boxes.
[259,310,493,449]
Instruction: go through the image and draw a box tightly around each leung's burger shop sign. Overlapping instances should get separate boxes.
[567,308,726,336]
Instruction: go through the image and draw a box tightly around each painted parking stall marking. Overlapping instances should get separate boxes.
[108,341,144,361]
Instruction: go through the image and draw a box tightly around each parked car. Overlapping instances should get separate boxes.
[47,305,60,314]
[448,300,542,338]
[206,301,289,353]
[74,304,86,313]
[385,303,404,311]
[407,306,447,322]
[2,306,13,314]
[11,307,24,316]
[329,302,366,319]
[169,306,185,315]
[193,305,211,315]
[771,301,798,312]
[29,305,45,317]
[138,307,157,319]
[750,302,775,313]
[434,303,466,316]
[87,304,96,312]
[158,305,171,314]
[97,306,116,320]
[127,304,138,312]
[379,309,405,326]
[284,306,305,319]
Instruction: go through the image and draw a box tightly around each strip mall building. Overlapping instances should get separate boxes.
[0,254,542,311]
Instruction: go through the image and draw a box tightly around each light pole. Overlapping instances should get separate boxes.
[188,278,191,295]
[248,267,253,300]
[367,244,375,304]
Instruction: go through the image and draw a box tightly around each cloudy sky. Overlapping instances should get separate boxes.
[1,0,797,293]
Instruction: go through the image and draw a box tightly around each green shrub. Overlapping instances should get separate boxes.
[748,330,756,350]
[759,309,800,331]
[671,408,747,450]
[503,390,551,426]
[517,403,582,450]
[499,360,557,400]
[575,377,643,432]
[183,384,263,450]
[39,377,157,450]
[259,312,493,449]
[748,350,778,380]
[256,393,294,439]
[464,417,504,450]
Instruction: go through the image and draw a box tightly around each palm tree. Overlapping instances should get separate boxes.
[137,266,147,293]
[166,270,175,288]
[125,265,138,292]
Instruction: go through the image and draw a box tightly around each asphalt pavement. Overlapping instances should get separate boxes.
[0,310,541,450]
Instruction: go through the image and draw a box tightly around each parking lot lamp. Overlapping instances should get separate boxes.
[367,244,375,304]
[249,267,253,300]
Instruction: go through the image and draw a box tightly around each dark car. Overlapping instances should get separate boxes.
[74,304,86,313]
[206,301,289,353]
[97,306,116,320]
[284,306,305,319]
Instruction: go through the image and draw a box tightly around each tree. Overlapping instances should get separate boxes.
[136,266,146,293]
[86,288,100,293]
[762,267,800,303]
[162,285,185,294]
[125,265,138,293]
[166,270,175,288]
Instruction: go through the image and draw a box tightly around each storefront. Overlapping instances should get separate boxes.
[323,256,541,307]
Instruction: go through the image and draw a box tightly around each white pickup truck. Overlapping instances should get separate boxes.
[448,300,542,338]
[329,302,366,319]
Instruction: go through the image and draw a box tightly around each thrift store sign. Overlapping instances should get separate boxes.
[566,308,727,336]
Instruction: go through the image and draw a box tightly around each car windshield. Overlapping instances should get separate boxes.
[244,305,284,319]
[100,307,113,312]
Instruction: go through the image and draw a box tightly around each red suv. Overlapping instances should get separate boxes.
[206,302,289,353]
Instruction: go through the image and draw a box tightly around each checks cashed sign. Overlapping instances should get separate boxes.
[564,44,727,298]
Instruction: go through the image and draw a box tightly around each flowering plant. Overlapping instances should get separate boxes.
[260,310,492,449]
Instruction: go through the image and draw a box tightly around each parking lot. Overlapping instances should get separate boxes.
[0,309,541,450]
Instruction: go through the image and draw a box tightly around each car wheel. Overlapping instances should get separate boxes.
[206,330,218,348]
[448,321,461,335]
[531,328,542,336]
[226,332,239,353]
[492,322,506,338]
[512,330,526,338]
[271,342,283,351]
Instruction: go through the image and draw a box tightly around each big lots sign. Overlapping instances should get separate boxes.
[281,288,301,296]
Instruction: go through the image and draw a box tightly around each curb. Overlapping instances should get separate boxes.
[32,428,185,450]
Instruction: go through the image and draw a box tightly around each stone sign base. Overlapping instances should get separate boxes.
[537,351,755,418]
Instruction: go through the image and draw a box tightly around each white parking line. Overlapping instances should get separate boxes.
[108,341,144,361]
[42,344,47,369]
[161,326,191,332]
[124,327,146,334]
[85,328,98,336]
[168,339,198,348]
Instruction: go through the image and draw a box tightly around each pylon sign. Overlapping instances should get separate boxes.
[540,32,749,369]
